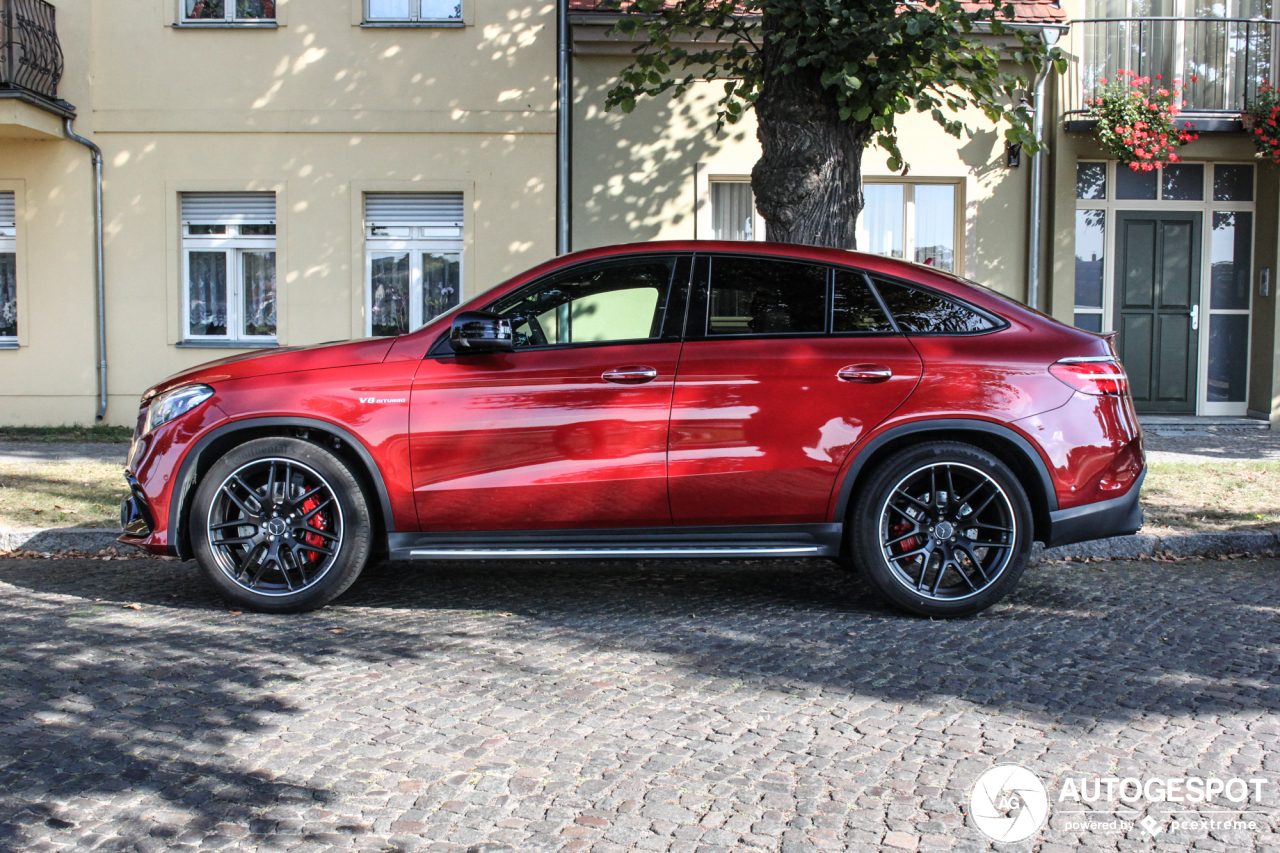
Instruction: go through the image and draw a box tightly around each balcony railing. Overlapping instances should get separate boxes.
[1065,16,1280,117]
[0,0,63,101]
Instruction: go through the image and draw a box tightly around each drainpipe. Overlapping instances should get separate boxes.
[556,0,571,255]
[1026,67,1049,313]
[63,117,107,422]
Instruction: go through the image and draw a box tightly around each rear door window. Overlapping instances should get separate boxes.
[707,256,828,336]
[871,277,999,334]
[832,269,896,333]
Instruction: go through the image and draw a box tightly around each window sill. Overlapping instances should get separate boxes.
[176,339,279,349]
[0,340,17,350]
[360,20,465,27]
[172,21,279,29]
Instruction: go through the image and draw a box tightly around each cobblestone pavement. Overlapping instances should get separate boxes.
[1144,429,1280,464]
[1,555,1278,853]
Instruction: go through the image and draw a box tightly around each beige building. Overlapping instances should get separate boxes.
[0,0,1276,425]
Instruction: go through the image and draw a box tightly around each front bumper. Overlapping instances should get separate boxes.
[1045,468,1145,548]
[118,476,155,540]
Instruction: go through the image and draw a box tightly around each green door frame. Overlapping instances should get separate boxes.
[1113,210,1202,414]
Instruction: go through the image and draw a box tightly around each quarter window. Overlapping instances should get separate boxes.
[181,193,277,344]
[871,278,998,334]
[707,256,827,336]
[182,0,275,23]
[365,193,464,337]
[490,258,676,348]
[0,192,14,343]
[366,0,462,23]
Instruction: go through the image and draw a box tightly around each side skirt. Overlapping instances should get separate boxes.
[387,523,843,561]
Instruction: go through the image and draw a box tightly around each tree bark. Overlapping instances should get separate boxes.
[751,13,872,248]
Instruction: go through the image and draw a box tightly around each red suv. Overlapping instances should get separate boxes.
[120,242,1144,617]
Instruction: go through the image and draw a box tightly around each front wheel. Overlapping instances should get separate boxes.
[191,437,372,613]
[848,442,1033,618]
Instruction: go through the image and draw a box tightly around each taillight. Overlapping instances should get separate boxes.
[1049,357,1128,396]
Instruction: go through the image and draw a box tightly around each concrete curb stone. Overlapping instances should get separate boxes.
[1,527,1277,562]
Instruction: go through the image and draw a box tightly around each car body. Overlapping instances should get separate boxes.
[120,241,1144,616]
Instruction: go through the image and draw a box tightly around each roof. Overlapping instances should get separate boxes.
[567,0,1066,24]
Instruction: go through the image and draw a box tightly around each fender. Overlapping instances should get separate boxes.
[829,417,1059,522]
[168,416,398,558]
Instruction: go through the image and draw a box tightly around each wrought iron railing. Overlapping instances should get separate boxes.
[1065,17,1280,116]
[0,0,63,101]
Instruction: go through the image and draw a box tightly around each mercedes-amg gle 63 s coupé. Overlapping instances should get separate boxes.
[120,242,1144,617]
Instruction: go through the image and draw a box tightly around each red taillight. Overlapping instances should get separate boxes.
[1049,358,1128,396]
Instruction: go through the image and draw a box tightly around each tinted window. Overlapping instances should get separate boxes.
[490,258,674,348]
[708,256,827,336]
[832,270,895,333]
[872,278,998,334]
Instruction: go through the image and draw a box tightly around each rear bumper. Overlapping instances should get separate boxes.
[1045,468,1145,548]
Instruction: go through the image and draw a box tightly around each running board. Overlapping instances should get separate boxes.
[387,524,842,562]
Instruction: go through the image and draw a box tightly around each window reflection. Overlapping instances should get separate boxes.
[872,279,997,333]
[1077,162,1107,200]
[1211,211,1252,310]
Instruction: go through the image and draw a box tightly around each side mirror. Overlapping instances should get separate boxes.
[449,310,514,354]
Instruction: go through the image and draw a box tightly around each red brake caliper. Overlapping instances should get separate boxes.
[301,497,329,563]
[891,522,919,555]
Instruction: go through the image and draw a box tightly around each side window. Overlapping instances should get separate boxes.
[707,256,827,336]
[490,257,676,348]
[0,191,15,343]
[871,278,998,334]
[832,270,895,333]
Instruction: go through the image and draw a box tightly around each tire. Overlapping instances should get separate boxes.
[191,437,373,613]
[848,441,1033,618]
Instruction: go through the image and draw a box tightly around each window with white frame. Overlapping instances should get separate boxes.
[365,193,463,337]
[366,0,461,23]
[0,192,14,343]
[709,180,762,241]
[182,0,275,23]
[181,192,277,345]
[857,181,959,272]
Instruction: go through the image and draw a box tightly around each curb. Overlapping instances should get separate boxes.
[1,527,1278,562]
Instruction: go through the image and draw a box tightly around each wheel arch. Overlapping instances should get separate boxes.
[168,417,395,560]
[833,419,1058,546]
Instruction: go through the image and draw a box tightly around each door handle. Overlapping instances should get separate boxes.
[602,366,659,384]
[838,364,893,383]
[1191,304,1199,331]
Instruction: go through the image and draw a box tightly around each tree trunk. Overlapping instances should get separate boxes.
[751,13,872,248]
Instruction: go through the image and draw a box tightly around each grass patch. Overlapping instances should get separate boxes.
[1142,461,1280,535]
[0,425,132,443]
[0,460,127,529]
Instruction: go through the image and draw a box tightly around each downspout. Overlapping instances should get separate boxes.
[1026,67,1049,312]
[556,0,571,255]
[63,117,107,422]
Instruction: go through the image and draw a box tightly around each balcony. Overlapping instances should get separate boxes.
[1064,16,1279,131]
[0,0,71,134]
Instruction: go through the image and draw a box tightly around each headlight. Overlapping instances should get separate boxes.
[143,384,214,436]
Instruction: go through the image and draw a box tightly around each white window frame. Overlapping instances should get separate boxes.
[857,178,964,275]
[182,223,278,345]
[696,163,766,242]
[365,225,463,337]
[179,0,276,24]
[364,0,462,24]
[1073,159,1256,416]
[0,222,15,346]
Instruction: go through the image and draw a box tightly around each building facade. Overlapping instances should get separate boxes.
[0,0,1275,425]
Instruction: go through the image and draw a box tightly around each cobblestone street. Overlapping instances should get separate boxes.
[0,555,1277,853]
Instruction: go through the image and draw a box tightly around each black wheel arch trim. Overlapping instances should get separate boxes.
[167,416,396,560]
[832,418,1059,528]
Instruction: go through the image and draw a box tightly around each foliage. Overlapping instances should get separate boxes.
[1241,83,1280,164]
[1085,70,1197,171]
[601,0,1066,173]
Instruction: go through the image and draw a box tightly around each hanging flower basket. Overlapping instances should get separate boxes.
[1085,70,1198,171]
[1241,83,1280,163]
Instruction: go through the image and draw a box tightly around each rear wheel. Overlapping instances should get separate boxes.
[849,442,1032,617]
[191,437,372,613]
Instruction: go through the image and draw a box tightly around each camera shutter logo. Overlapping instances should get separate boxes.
[969,765,1049,843]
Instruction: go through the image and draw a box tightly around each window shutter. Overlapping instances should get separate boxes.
[180,192,276,224]
[365,193,464,226]
[0,192,14,227]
